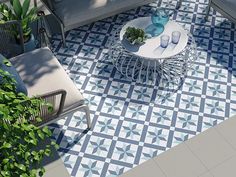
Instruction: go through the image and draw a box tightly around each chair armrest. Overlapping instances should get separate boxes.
[37,89,67,117]
[38,0,65,27]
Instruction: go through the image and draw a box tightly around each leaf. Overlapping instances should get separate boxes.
[14,163,26,172]
[3,58,12,67]
[13,0,22,19]
[33,154,39,161]
[25,152,31,160]
[30,169,37,176]
[1,171,10,176]
[17,164,26,171]
[2,142,12,149]
[38,168,45,177]
[42,126,52,136]
[2,158,9,164]
[22,0,30,18]
[20,173,29,177]
[29,131,35,139]
[45,148,51,156]
[51,141,59,149]
[36,117,42,122]
[37,129,45,140]
[29,139,37,145]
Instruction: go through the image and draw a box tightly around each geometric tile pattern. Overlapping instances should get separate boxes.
[48,0,236,176]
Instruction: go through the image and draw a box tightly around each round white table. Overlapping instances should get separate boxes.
[109,17,197,86]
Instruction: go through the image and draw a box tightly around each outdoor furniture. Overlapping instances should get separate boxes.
[0,20,24,58]
[205,0,236,23]
[109,17,197,87]
[38,0,158,46]
[10,47,91,128]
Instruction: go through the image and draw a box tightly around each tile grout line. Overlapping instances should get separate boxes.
[183,127,236,175]
[150,158,168,177]
[213,124,236,152]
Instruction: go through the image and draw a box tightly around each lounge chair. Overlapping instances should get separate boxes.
[10,47,91,128]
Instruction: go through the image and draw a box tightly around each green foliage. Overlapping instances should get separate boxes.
[124,27,147,45]
[0,0,38,41]
[0,62,57,177]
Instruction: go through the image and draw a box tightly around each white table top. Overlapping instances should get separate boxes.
[120,17,189,60]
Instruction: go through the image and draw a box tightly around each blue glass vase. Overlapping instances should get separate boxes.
[145,8,169,37]
[151,8,169,26]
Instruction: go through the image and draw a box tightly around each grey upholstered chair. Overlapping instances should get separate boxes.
[10,47,91,128]
[0,20,25,58]
[205,0,236,24]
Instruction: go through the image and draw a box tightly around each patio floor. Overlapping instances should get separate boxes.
[47,0,236,176]
[120,116,236,177]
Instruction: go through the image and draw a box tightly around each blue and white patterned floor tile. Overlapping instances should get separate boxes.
[48,0,236,176]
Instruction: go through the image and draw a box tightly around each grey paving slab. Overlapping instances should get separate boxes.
[210,154,236,177]
[154,143,207,177]
[185,128,236,170]
[198,172,214,177]
[43,163,70,177]
[36,138,69,176]
[117,116,236,177]
[42,148,64,172]
[120,159,166,177]
[36,138,62,170]
[215,116,236,150]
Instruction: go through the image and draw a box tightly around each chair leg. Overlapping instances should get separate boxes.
[60,23,66,47]
[205,0,212,21]
[176,0,183,9]
[82,105,91,129]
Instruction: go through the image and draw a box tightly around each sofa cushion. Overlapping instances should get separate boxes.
[53,0,146,31]
[0,54,28,95]
[10,47,84,114]
[212,0,236,20]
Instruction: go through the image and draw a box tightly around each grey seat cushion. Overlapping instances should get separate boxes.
[212,0,236,20]
[52,0,146,31]
[10,47,84,113]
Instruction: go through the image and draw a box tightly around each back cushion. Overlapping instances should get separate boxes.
[0,54,28,95]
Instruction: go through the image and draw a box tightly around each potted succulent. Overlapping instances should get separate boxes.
[0,0,38,52]
[124,27,148,45]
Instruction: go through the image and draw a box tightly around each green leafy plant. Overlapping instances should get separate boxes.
[124,27,147,45]
[0,0,38,42]
[0,61,57,177]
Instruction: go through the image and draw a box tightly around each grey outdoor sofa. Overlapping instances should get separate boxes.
[10,47,91,128]
[206,0,236,24]
[38,0,157,46]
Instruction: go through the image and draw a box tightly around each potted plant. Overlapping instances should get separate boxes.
[0,0,38,52]
[0,62,57,176]
[124,27,148,45]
